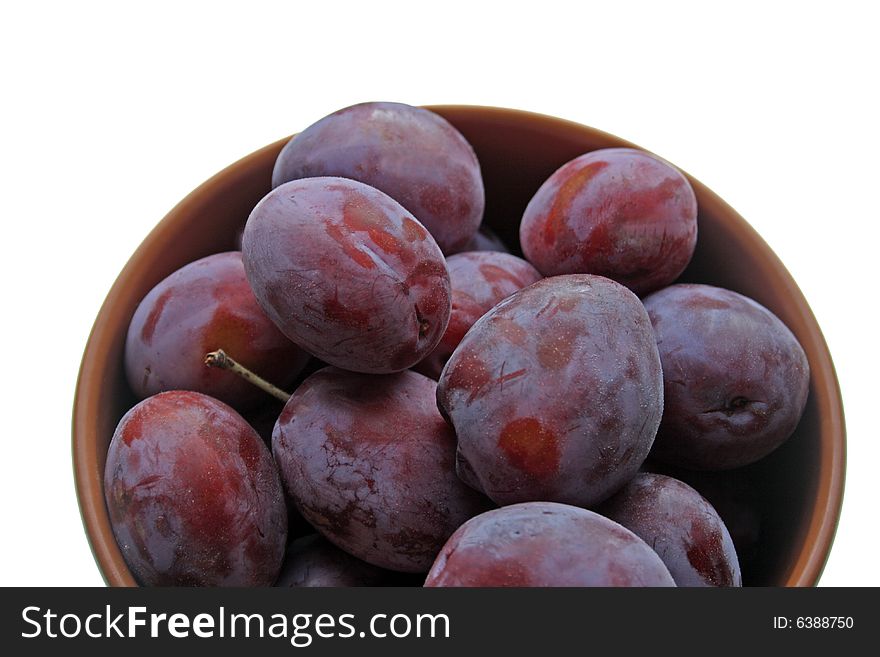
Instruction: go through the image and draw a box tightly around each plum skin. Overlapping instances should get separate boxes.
[243,177,451,374]
[124,251,308,411]
[424,502,675,587]
[103,391,288,586]
[437,274,663,507]
[519,148,697,295]
[415,251,542,379]
[643,284,810,470]
[272,101,484,253]
[597,473,742,587]
[272,367,490,573]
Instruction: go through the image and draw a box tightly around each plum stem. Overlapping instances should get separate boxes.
[204,349,291,403]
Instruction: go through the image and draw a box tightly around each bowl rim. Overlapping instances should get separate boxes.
[73,104,846,587]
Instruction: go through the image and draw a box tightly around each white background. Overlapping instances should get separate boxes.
[1,1,876,586]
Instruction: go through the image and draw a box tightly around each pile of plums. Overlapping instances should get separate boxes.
[104,102,810,587]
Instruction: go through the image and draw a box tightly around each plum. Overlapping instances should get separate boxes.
[415,251,541,379]
[273,367,490,573]
[643,284,810,469]
[437,274,663,507]
[597,473,742,586]
[124,251,308,411]
[272,102,484,253]
[103,391,287,586]
[424,502,675,587]
[519,148,697,295]
[242,177,451,373]
[646,462,763,567]
[276,534,387,587]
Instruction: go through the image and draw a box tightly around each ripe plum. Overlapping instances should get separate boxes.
[597,473,742,586]
[416,251,541,379]
[437,274,663,506]
[104,391,287,586]
[273,368,490,572]
[424,502,675,587]
[643,284,810,469]
[243,177,451,373]
[520,148,697,295]
[124,252,307,411]
[272,102,484,253]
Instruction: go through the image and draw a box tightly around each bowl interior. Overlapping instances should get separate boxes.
[73,105,845,587]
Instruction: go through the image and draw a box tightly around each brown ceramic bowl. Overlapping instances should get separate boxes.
[73,105,845,587]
